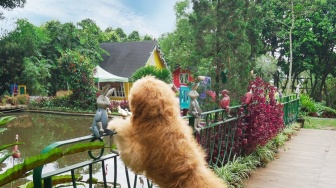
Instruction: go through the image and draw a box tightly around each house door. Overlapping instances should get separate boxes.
[179,86,190,109]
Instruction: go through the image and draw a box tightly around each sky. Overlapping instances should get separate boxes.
[0,0,180,38]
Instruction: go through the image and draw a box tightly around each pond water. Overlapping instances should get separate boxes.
[0,112,147,188]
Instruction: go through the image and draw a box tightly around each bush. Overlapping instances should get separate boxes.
[215,123,300,187]
[299,94,336,117]
[16,94,30,104]
[4,95,18,105]
[52,95,71,108]
[236,77,284,156]
[300,94,318,114]
[1,97,7,105]
[130,66,172,83]
[315,103,336,118]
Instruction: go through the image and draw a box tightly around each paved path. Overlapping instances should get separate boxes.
[244,129,336,188]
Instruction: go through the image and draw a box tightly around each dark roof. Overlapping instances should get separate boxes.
[99,40,157,78]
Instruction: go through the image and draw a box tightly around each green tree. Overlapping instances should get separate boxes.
[160,0,264,106]
[127,31,141,41]
[0,0,26,19]
[0,19,49,94]
[102,27,121,42]
[41,19,105,98]
[143,34,153,41]
[158,0,196,72]
[22,57,52,95]
[115,27,127,41]
[0,18,106,110]
[254,54,278,82]
[192,0,250,104]
[304,0,336,101]
[262,0,336,103]
[58,49,97,110]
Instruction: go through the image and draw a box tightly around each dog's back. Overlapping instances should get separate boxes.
[108,76,227,188]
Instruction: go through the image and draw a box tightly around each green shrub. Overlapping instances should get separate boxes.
[315,103,336,117]
[1,97,7,105]
[52,95,71,107]
[16,94,30,104]
[215,123,300,187]
[300,94,336,117]
[4,95,18,105]
[300,94,317,113]
[130,66,172,83]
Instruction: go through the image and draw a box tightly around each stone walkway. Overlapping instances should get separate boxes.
[244,129,336,188]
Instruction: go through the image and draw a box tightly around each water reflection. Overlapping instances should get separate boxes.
[0,112,149,188]
[0,112,105,187]
[1,112,94,155]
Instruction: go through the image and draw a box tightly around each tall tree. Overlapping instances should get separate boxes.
[0,19,49,94]
[160,0,265,105]
[22,57,51,95]
[102,27,121,42]
[305,0,336,101]
[262,0,335,102]
[127,31,141,41]
[114,27,127,41]
[189,0,260,104]
[0,0,26,19]
[159,0,196,71]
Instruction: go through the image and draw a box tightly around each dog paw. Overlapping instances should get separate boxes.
[107,118,130,132]
[107,121,118,132]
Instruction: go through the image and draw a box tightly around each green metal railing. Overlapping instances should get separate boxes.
[280,94,299,125]
[186,95,299,166]
[32,134,120,188]
[32,133,154,188]
[31,95,299,187]
[184,105,242,167]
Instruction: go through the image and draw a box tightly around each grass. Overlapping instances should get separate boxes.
[215,123,301,187]
[304,117,336,130]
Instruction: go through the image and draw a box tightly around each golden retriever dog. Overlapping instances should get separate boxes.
[107,76,227,188]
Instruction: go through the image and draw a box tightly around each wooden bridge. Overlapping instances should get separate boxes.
[244,129,336,188]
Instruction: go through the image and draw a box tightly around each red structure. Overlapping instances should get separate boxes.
[173,67,194,89]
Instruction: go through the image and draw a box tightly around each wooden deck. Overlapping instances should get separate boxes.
[244,129,336,188]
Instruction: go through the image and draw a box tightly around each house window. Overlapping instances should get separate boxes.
[111,83,125,97]
[180,73,189,84]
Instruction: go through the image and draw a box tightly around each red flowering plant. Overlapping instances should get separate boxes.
[236,77,284,156]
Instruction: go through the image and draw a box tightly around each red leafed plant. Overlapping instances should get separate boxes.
[194,77,284,166]
[236,77,284,156]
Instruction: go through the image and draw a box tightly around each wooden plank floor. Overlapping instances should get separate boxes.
[244,129,336,188]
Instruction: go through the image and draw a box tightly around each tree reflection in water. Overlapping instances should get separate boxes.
[0,112,113,187]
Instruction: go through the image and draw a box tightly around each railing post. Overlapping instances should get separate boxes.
[189,115,195,129]
[33,166,43,188]
[32,135,96,188]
